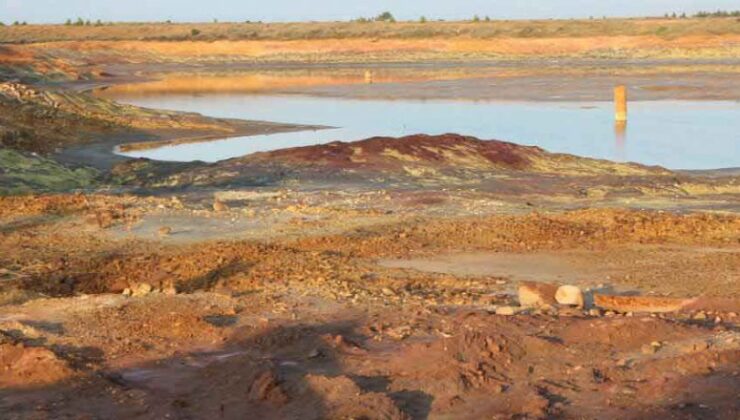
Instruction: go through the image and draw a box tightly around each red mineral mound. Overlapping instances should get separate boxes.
[246,134,536,171]
[239,134,664,176]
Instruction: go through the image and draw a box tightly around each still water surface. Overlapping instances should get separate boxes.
[116,94,739,169]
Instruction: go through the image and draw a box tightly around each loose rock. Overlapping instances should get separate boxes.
[495,306,522,316]
[555,285,584,308]
[133,283,153,297]
[518,281,558,308]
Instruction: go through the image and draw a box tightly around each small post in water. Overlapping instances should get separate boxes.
[614,85,627,122]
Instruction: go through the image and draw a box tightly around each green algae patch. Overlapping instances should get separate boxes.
[0,148,99,195]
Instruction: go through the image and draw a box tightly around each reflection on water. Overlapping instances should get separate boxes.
[115,94,739,170]
[614,120,627,163]
[95,67,505,97]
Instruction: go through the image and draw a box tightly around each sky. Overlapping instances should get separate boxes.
[2,0,738,23]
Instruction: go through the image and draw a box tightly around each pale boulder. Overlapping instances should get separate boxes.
[555,285,585,308]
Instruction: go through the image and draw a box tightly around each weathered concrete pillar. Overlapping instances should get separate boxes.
[614,85,627,122]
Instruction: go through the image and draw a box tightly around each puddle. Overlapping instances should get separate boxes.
[119,350,249,390]
[111,93,739,169]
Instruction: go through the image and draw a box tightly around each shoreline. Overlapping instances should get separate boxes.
[54,119,329,171]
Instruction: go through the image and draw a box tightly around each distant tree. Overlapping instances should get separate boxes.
[671,12,677,18]
[65,18,72,25]
[213,18,218,23]
[680,13,687,19]
[693,10,740,18]
[94,19,103,26]
[21,21,27,25]
[75,17,84,26]
[472,15,480,22]
[0,22,5,27]
[485,16,491,22]
[419,16,427,23]
[85,19,91,26]
[190,28,201,36]
[12,21,19,26]
[375,11,395,22]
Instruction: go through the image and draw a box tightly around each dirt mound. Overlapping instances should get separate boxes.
[0,333,74,388]
[301,374,407,419]
[240,134,665,177]
[62,296,230,360]
[250,134,531,168]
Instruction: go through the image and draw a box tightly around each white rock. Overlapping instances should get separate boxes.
[555,285,584,308]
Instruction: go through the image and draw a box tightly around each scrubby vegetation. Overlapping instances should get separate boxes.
[0,148,99,195]
[694,10,740,18]
[1,17,739,43]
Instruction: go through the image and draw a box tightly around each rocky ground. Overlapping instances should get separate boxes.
[1,169,738,418]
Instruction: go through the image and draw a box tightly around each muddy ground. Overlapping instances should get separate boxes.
[1,36,740,418]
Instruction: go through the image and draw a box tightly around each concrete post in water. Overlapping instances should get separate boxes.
[614,85,627,122]
[364,70,374,84]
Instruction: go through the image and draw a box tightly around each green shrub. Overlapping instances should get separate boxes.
[375,11,395,23]
[191,28,201,37]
